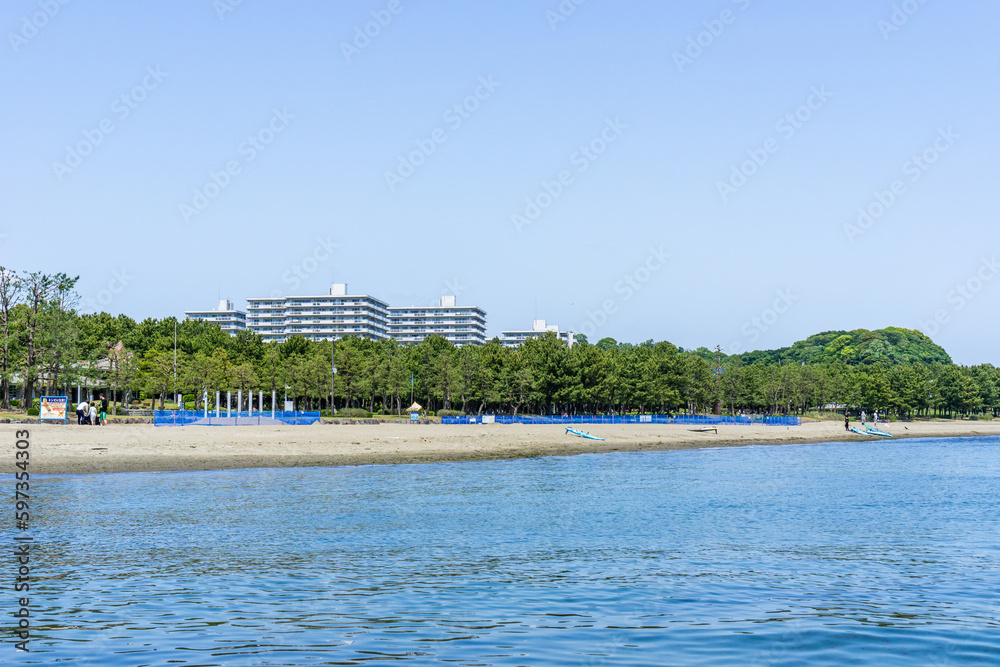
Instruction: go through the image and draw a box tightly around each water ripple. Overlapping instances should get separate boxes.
[14,436,1000,665]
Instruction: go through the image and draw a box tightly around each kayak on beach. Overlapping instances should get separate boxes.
[565,427,605,441]
[850,425,893,438]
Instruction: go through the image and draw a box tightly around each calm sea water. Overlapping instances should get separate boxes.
[14,436,1000,665]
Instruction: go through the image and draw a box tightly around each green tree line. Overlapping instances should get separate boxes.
[1,268,997,418]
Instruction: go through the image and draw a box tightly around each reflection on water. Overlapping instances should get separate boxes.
[15,437,1000,665]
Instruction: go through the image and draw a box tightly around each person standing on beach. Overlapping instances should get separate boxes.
[89,403,98,426]
[77,398,89,425]
[861,410,867,424]
[99,393,109,426]
[873,410,879,427]
[845,413,850,431]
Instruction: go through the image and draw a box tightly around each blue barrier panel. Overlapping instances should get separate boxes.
[154,410,320,426]
[441,414,801,426]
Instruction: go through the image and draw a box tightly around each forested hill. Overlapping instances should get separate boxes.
[736,328,952,366]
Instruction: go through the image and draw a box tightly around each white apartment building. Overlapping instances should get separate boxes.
[388,296,488,346]
[246,284,390,343]
[184,300,247,335]
[500,319,574,347]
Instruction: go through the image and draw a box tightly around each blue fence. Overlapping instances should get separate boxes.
[154,411,800,427]
[154,410,320,426]
[441,414,801,426]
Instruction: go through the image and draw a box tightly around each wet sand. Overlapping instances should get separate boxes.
[4,419,999,475]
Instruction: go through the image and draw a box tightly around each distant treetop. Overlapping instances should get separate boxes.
[736,327,952,366]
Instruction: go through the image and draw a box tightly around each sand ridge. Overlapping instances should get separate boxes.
[4,420,999,475]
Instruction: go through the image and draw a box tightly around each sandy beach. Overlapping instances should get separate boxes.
[2,419,997,475]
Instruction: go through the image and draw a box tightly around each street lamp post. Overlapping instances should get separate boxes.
[173,320,177,405]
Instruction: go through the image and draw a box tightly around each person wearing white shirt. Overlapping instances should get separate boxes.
[76,400,89,425]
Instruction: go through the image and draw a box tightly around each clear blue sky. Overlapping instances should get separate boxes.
[3,1,997,364]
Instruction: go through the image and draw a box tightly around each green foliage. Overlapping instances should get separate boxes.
[280,335,312,359]
[738,327,951,366]
[337,408,371,418]
[596,337,618,351]
[2,266,997,420]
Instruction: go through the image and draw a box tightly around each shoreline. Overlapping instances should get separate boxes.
[5,420,999,475]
